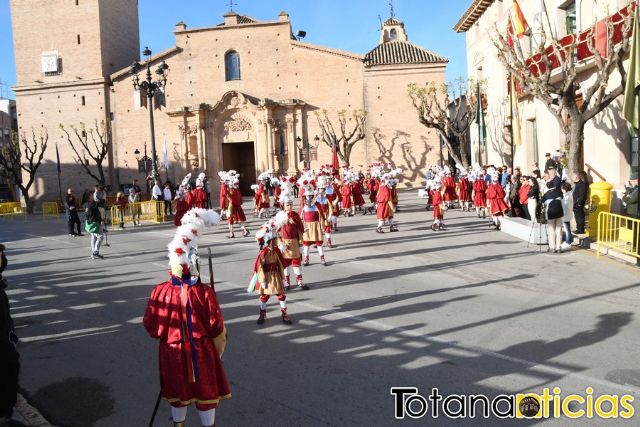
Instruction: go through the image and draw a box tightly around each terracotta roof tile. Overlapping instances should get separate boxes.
[364,41,448,67]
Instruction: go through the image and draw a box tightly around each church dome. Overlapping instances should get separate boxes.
[383,17,404,26]
[364,41,448,67]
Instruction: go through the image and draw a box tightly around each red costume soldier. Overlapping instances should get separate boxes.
[473,172,488,218]
[430,183,446,231]
[375,174,399,233]
[277,198,308,290]
[315,177,335,248]
[340,180,353,216]
[225,178,250,238]
[351,180,366,212]
[143,208,230,427]
[256,174,271,218]
[186,174,209,209]
[249,211,293,325]
[301,186,327,265]
[457,172,471,212]
[441,172,457,208]
[486,174,510,230]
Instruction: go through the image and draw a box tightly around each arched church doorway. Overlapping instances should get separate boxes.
[222,141,256,196]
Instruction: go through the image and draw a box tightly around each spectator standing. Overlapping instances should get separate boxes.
[526,176,540,222]
[0,243,20,422]
[544,153,557,172]
[507,175,521,218]
[542,181,564,253]
[152,180,163,218]
[128,185,141,227]
[115,191,127,229]
[93,184,107,230]
[518,176,531,220]
[572,171,588,234]
[547,167,562,190]
[85,195,105,259]
[64,188,83,237]
[501,167,512,189]
[561,182,574,251]
[163,183,173,216]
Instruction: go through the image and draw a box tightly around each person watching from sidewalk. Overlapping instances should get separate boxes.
[85,194,105,259]
[163,183,173,216]
[115,191,127,229]
[544,152,557,172]
[542,181,565,253]
[128,185,141,227]
[572,171,588,234]
[560,182,574,251]
[0,242,20,424]
[547,167,562,190]
[64,188,83,237]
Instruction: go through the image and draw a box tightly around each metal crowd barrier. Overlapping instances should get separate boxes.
[597,211,640,260]
[108,201,166,228]
[42,202,61,218]
[0,202,26,220]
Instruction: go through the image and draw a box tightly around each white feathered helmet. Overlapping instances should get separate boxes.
[196,172,207,188]
[167,208,221,282]
[176,173,192,199]
[255,211,289,246]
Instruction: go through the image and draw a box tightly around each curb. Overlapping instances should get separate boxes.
[13,394,53,427]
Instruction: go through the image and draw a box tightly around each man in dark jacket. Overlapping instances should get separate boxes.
[544,153,557,172]
[64,188,83,237]
[572,172,588,234]
[0,243,20,421]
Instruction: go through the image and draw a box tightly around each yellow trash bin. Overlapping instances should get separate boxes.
[587,182,613,237]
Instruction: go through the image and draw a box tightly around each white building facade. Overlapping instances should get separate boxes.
[455,0,638,195]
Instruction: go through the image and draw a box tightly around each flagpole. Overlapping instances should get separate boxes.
[509,73,515,170]
[477,82,482,165]
[56,144,63,211]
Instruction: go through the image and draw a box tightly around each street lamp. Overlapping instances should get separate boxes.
[296,135,321,170]
[134,145,152,194]
[129,47,169,183]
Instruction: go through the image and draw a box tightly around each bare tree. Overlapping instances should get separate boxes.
[408,79,474,168]
[315,109,366,166]
[492,3,634,177]
[59,119,110,185]
[487,100,512,166]
[0,129,49,213]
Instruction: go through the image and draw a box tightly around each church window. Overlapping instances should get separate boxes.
[390,28,398,41]
[225,51,241,81]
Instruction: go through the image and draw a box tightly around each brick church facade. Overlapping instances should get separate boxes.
[10,0,447,202]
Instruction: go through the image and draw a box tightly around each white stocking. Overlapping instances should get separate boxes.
[377,220,384,228]
[317,246,325,257]
[197,408,216,426]
[325,232,331,241]
[279,299,287,309]
[283,266,290,278]
[303,245,309,257]
[292,266,301,275]
[171,406,188,423]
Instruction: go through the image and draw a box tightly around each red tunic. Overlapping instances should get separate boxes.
[298,186,306,214]
[340,185,353,209]
[518,184,530,205]
[280,211,304,239]
[473,180,487,208]
[368,180,379,203]
[219,184,228,211]
[351,183,366,206]
[442,176,457,202]
[257,183,270,209]
[431,190,444,220]
[376,185,392,220]
[143,279,231,409]
[174,200,189,226]
[186,188,208,209]
[486,183,509,216]
[226,188,246,224]
[273,186,282,208]
[458,178,470,201]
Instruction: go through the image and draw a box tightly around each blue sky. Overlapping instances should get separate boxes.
[0,0,470,99]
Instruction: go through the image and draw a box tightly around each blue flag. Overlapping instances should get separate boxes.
[56,144,61,175]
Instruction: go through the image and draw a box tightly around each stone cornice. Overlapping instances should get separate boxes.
[453,0,495,33]
[12,77,108,93]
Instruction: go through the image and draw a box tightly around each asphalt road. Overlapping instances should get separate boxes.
[2,191,640,426]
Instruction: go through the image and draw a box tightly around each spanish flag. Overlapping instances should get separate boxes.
[512,0,530,38]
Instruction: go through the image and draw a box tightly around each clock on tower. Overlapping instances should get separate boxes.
[41,54,59,73]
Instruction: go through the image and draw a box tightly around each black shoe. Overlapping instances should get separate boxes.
[298,284,310,290]
[77,233,84,236]
[95,253,104,259]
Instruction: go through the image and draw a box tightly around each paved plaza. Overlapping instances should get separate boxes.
[2,191,640,426]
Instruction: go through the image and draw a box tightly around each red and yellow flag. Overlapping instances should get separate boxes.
[512,0,530,38]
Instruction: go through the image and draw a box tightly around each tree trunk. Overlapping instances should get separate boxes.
[567,118,585,179]
[21,188,33,214]
[97,161,106,185]
[458,134,470,168]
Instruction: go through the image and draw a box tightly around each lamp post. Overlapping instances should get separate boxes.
[296,136,320,170]
[134,144,152,195]
[129,47,169,183]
